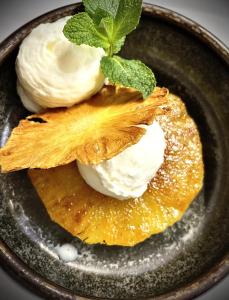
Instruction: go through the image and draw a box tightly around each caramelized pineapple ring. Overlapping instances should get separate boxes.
[29,92,204,246]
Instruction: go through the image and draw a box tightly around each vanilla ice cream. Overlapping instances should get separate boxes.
[78,121,166,200]
[16,16,105,112]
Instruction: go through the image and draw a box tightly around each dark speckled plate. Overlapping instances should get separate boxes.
[0,3,228,300]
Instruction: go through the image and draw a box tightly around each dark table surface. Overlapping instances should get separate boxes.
[0,0,228,299]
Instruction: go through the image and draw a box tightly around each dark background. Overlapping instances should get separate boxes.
[0,0,228,299]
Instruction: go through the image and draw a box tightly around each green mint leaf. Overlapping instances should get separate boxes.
[83,0,119,23]
[92,8,112,25]
[98,16,114,39]
[63,12,109,49]
[101,56,156,98]
[113,0,142,40]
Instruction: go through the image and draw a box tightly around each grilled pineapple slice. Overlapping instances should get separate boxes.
[29,91,204,246]
[0,86,167,172]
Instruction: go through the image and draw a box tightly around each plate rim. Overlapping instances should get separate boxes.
[0,2,228,300]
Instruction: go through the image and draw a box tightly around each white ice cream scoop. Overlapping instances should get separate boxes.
[16,16,105,112]
[77,121,166,200]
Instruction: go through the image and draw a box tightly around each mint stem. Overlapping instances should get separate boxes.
[107,42,113,57]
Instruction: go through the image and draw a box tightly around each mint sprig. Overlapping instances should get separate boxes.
[63,0,156,98]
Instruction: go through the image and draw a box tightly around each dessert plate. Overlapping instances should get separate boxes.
[0,3,228,299]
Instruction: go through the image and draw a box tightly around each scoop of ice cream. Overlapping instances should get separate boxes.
[77,121,166,200]
[16,16,105,112]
